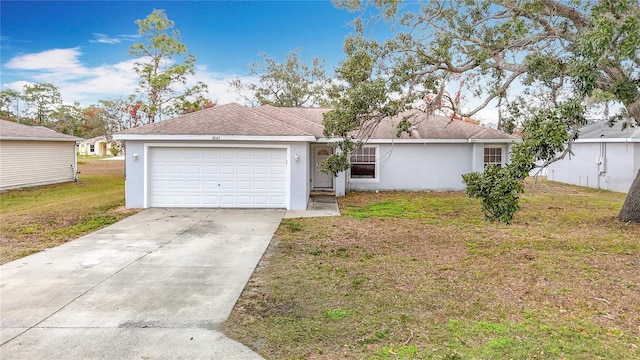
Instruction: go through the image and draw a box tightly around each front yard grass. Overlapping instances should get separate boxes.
[0,159,139,264]
[224,179,640,359]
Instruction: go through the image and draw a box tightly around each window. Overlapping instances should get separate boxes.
[89,144,95,153]
[350,146,377,180]
[484,146,503,167]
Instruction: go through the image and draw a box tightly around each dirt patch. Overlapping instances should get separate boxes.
[78,159,124,176]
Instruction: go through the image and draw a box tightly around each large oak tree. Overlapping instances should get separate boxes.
[326,0,639,223]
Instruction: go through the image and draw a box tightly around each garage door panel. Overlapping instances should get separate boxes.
[220,151,234,160]
[237,181,251,190]
[151,164,167,174]
[271,180,286,190]
[184,151,202,160]
[254,181,269,190]
[219,195,236,206]
[220,165,235,175]
[203,180,218,190]
[185,165,200,174]
[218,180,236,190]
[254,166,268,175]
[254,152,269,160]
[236,195,252,206]
[202,195,219,203]
[185,180,201,189]
[203,165,218,175]
[237,151,252,160]
[150,147,287,208]
[151,180,167,189]
[271,166,286,175]
[202,151,218,160]
[168,180,185,189]
[258,198,273,206]
[163,151,183,160]
[168,195,184,205]
[168,166,184,175]
[185,195,202,206]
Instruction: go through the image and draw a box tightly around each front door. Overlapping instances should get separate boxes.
[312,146,333,190]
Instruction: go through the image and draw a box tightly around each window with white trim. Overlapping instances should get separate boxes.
[484,146,503,167]
[349,146,377,180]
[89,144,95,153]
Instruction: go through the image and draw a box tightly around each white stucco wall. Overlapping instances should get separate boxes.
[346,143,478,192]
[122,140,310,210]
[335,171,346,196]
[122,141,144,208]
[547,141,639,193]
[635,143,640,180]
[289,142,310,210]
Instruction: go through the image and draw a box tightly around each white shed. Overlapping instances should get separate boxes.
[0,120,80,191]
[547,121,640,193]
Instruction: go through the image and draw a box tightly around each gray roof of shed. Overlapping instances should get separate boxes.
[116,103,517,141]
[578,120,640,139]
[0,120,81,141]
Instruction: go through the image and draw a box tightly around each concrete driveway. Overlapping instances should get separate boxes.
[0,208,286,359]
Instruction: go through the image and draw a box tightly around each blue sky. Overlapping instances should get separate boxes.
[1,0,359,106]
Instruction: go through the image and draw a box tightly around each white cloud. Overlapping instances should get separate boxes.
[3,80,30,91]
[90,33,120,44]
[2,48,256,108]
[89,33,139,44]
[188,65,259,105]
[118,34,140,41]
[5,48,84,71]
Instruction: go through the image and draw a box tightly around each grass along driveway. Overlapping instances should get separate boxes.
[224,180,640,359]
[0,159,139,264]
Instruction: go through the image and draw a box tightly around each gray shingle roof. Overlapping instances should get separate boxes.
[353,110,518,140]
[116,103,516,141]
[118,103,312,137]
[578,120,640,139]
[0,120,80,141]
[253,105,325,135]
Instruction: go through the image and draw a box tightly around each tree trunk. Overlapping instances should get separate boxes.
[618,169,640,223]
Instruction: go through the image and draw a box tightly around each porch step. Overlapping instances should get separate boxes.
[309,194,337,204]
[307,194,339,211]
[283,194,340,219]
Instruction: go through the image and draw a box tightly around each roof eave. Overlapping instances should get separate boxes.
[113,134,316,142]
[0,136,80,142]
[574,138,640,143]
[467,138,520,143]
[314,137,519,144]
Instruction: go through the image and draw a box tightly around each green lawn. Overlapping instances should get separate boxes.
[224,180,640,359]
[0,160,138,264]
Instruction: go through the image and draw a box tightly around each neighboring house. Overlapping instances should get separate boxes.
[547,120,640,193]
[114,103,517,210]
[0,120,81,191]
[78,136,122,156]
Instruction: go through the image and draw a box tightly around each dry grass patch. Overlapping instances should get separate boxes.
[224,179,640,359]
[0,159,139,264]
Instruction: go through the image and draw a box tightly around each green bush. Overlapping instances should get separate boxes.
[462,165,524,224]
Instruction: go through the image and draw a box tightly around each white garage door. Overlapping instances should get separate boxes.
[149,147,287,208]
